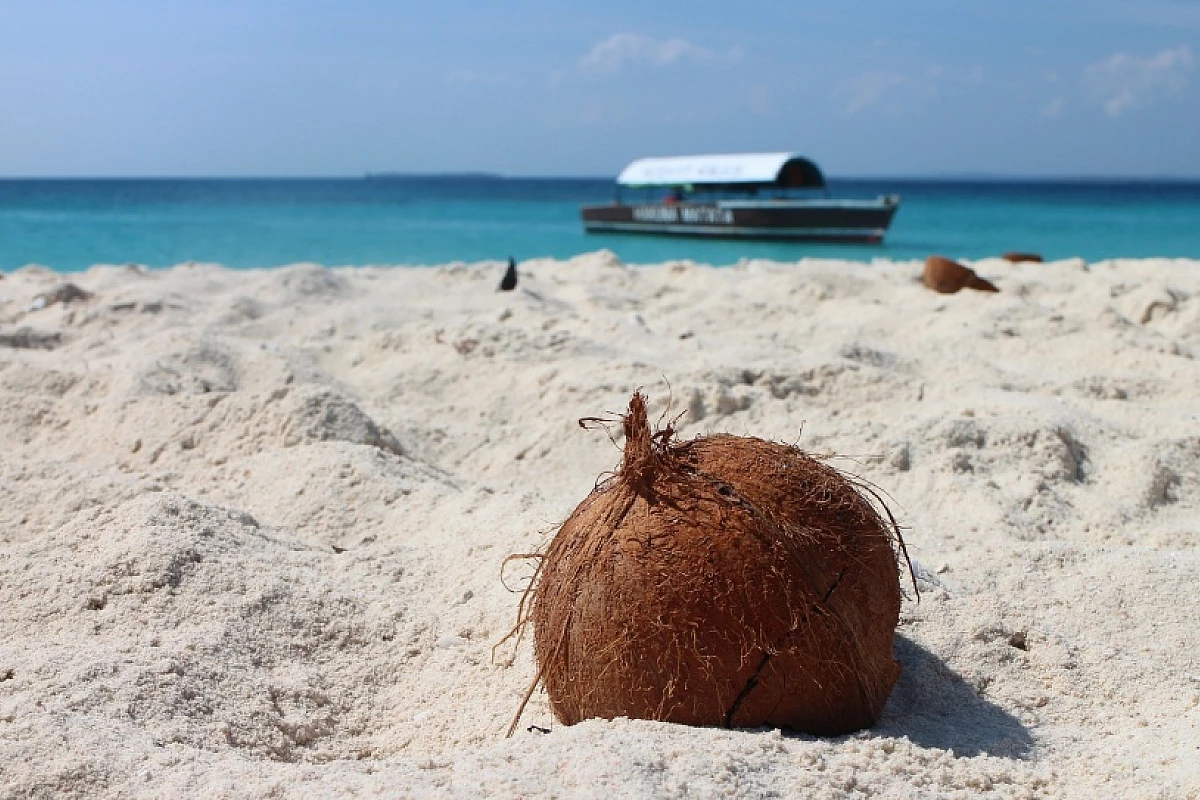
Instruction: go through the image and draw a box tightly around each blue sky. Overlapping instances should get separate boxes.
[1,0,1197,177]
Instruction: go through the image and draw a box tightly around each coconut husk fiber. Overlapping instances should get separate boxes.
[510,392,907,736]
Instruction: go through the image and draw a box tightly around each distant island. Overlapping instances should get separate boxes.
[364,171,504,181]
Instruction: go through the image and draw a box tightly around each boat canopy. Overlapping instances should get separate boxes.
[615,152,826,190]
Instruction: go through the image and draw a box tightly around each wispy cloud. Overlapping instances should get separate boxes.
[579,33,720,74]
[1041,97,1065,118]
[835,71,910,114]
[833,69,944,115]
[745,84,772,116]
[1085,45,1194,116]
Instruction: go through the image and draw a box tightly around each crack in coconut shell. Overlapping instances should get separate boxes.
[723,650,773,728]
[503,391,911,737]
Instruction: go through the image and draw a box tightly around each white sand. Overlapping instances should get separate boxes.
[0,252,1197,798]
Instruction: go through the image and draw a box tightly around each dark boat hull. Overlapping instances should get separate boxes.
[581,198,899,243]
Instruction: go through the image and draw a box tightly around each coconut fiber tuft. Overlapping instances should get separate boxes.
[512,391,906,736]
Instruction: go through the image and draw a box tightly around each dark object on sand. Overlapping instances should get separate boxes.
[581,153,901,243]
[509,392,907,736]
[499,258,518,292]
[0,327,63,350]
[34,283,93,308]
[1002,252,1044,264]
[923,256,998,294]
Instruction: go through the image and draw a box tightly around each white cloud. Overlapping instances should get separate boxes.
[579,33,715,74]
[1085,45,1194,116]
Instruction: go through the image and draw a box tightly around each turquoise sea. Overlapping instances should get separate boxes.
[1,177,1198,272]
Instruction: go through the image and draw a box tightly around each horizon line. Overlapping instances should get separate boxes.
[2,172,1200,182]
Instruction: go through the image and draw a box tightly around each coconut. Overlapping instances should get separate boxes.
[508,392,908,736]
[923,255,999,294]
[1002,251,1044,264]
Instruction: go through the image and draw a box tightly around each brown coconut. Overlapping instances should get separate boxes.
[512,392,906,736]
[1002,251,1043,264]
[923,255,999,294]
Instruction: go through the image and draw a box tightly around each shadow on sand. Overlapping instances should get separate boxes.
[869,634,1033,758]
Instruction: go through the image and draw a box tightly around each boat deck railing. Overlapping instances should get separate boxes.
[714,196,898,210]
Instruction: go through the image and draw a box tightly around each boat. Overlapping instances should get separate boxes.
[581,152,899,243]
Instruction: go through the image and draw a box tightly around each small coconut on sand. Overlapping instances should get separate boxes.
[0,253,1198,798]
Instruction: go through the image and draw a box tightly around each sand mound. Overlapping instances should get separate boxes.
[0,494,413,763]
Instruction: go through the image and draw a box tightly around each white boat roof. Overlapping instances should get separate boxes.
[615,152,825,188]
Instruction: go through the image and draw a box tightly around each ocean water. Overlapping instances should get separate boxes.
[1,177,1198,272]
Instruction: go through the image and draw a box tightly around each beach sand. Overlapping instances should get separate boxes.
[0,252,1197,798]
